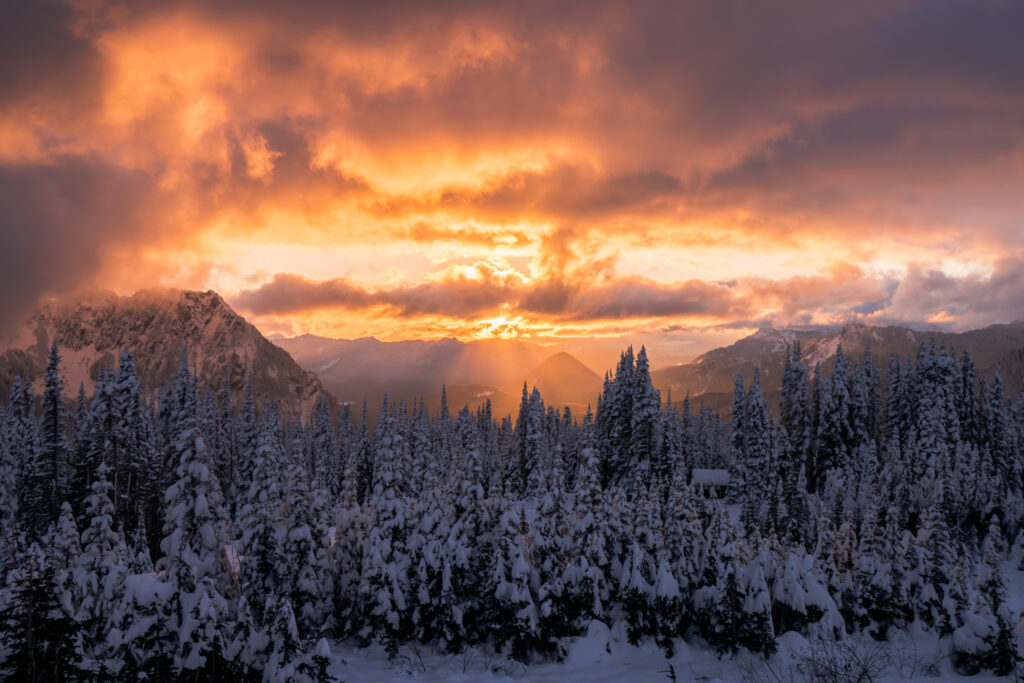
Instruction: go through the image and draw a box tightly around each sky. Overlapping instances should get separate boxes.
[2,0,1024,366]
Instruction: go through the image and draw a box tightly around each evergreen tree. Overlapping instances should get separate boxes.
[239,408,286,627]
[11,377,39,536]
[780,342,811,488]
[31,342,70,536]
[359,397,412,655]
[75,462,126,638]
[659,393,683,484]
[619,483,662,646]
[522,388,547,499]
[332,451,365,637]
[232,374,258,518]
[112,350,151,537]
[280,431,333,637]
[0,542,87,681]
[985,369,1017,498]
[815,345,853,487]
[628,346,660,494]
[954,519,1019,676]
[729,371,746,471]
[487,505,541,662]
[215,375,236,515]
[0,402,18,577]
[599,347,636,488]
[920,488,955,634]
[661,463,701,643]
[532,436,572,647]
[740,560,776,656]
[353,402,373,506]
[263,597,305,683]
[156,393,235,678]
[53,502,82,616]
[564,410,613,631]
[508,384,531,497]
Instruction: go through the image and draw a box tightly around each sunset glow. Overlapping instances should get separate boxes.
[3,1,1024,363]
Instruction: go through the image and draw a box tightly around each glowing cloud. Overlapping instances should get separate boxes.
[2,0,1022,355]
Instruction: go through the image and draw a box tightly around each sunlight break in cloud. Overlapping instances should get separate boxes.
[1,0,1023,352]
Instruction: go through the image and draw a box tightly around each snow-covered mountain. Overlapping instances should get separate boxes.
[0,289,330,416]
[653,320,1024,412]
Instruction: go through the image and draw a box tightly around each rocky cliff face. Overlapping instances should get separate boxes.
[0,289,330,417]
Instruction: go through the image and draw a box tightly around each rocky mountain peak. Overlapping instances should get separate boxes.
[1,289,331,417]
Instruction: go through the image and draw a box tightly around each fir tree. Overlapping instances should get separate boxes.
[488,505,541,662]
[157,398,235,677]
[332,452,365,637]
[31,342,70,536]
[75,462,126,638]
[359,397,413,655]
[564,410,613,631]
[628,346,660,494]
[53,502,82,616]
[0,542,87,681]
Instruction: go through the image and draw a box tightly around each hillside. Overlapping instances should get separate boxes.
[653,321,1024,413]
[0,289,331,416]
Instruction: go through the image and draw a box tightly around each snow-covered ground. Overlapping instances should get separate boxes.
[327,610,1021,682]
[325,558,1024,682]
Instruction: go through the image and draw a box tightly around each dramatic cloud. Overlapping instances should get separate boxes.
[0,158,176,332]
[234,268,738,323]
[2,0,1023,355]
[233,260,1001,344]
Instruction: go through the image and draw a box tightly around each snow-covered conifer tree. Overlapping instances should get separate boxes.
[75,462,126,637]
[563,410,613,631]
[487,505,541,662]
[0,542,86,680]
[359,397,413,654]
[155,371,235,677]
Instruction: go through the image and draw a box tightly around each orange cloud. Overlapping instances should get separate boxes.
[2,0,1024,352]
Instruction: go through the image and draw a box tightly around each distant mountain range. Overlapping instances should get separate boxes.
[274,334,603,419]
[5,289,1022,422]
[278,320,1024,419]
[0,289,329,416]
[652,321,1024,413]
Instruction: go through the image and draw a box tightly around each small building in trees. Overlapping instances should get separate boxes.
[691,468,731,498]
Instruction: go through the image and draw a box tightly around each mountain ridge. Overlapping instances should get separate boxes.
[0,289,331,417]
[654,320,1024,413]
[275,334,602,418]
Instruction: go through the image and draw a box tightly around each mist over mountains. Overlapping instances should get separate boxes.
[278,319,1024,419]
[274,334,603,419]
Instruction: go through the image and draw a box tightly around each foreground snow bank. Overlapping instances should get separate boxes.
[326,621,1019,682]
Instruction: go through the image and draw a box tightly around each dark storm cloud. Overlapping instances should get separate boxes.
[233,271,742,322]
[232,274,374,314]
[557,279,740,321]
[0,160,164,333]
[0,1,103,107]
[2,0,1023,334]
[234,256,1024,329]
[232,272,515,318]
[224,120,370,214]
